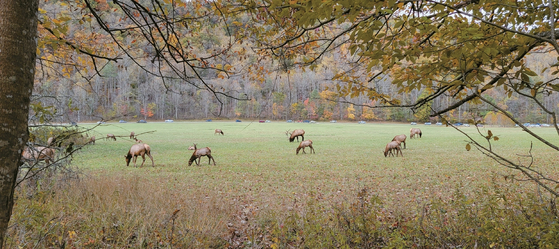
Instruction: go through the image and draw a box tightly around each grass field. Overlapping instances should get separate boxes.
[8,121,559,247]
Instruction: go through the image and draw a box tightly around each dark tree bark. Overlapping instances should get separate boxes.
[0,0,39,246]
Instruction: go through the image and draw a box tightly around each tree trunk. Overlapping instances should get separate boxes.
[0,0,39,246]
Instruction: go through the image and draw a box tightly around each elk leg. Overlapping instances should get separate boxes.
[140,154,146,167]
[208,155,216,166]
[147,152,154,167]
[133,155,138,167]
[309,145,315,154]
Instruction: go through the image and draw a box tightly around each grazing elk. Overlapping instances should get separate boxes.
[392,134,407,149]
[286,129,305,142]
[410,128,422,139]
[88,136,96,145]
[22,146,56,165]
[214,129,224,135]
[384,141,403,157]
[124,143,154,167]
[130,132,135,139]
[107,134,117,141]
[296,140,315,155]
[188,144,216,166]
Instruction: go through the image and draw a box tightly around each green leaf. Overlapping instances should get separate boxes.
[524,68,538,76]
[549,84,559,92]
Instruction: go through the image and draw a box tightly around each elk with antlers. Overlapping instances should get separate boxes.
[286,129,305,142]
[188,144,216,166]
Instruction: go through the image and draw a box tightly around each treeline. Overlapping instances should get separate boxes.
[31,0,559,125]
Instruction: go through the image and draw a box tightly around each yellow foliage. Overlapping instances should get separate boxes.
[361,106,376,120]
[347,104,355,120]
[319,90,336,100]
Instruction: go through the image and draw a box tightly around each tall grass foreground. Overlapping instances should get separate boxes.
[7,121,559,248]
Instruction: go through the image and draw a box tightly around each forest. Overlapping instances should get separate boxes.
[32,0,559,125]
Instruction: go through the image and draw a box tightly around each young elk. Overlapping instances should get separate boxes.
[107,134,117,141]
[130,131,135,139]
[286,129,305,142]
[296,140,315,155]
[124,143,154,167]
[188,144,216,166]
[22,146,56,165]
[410,128,422,139]
[214,129,224,135]
[88,136,96,145]
[384,141,403,157]
[392,134,407,149]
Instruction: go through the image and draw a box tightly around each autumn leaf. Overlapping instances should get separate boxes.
[486,130,493,139]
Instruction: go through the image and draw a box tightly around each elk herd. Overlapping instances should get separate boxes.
[21,124,423,170]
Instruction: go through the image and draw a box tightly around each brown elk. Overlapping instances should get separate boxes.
[188,144,216,166]
[21,146,56,165]
[392,134,407,149]
[296,140,315,155]
[410,128,422,139]
[384,141,403,157]
[286,129,305,142]
[214,129,224,135]
[88,136,96,145]
[107,134,117,141]
[130,131,135,139]
[124,143,154,167]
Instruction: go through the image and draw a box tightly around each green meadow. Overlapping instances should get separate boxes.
[8,121,559,248]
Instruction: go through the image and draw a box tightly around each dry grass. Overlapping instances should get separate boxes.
[7,121,559,247]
